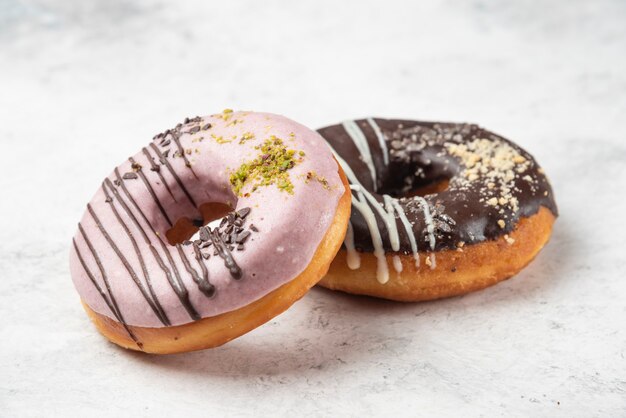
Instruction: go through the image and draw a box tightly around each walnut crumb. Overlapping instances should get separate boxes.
[498,220,506,229]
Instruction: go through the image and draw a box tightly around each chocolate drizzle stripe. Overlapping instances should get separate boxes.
[149,143,197,208]
[192,242,212,292]
[110,172,198,314]
[120,163,173,227]
[142,147,177,202]
[171,132,199,179]
[87,202,170,326]
[104,178,150,243]
[73,232,140,347]
[101,185,170,325]
[103,178,199,321]
[209,227,242,280]
[148,246,200,320]
[175,243,214,297]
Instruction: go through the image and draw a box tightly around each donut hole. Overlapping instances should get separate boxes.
[398,177,450,198]
[165,202,233,245]
[383,176,450,199]
[379,150,457,199]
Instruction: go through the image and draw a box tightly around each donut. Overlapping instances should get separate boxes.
[316,118,557,301]
[70,110,351,354]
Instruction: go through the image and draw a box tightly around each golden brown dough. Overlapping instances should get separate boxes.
[319,207,555,302]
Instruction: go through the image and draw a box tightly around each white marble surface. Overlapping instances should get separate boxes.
[1,0,625,416]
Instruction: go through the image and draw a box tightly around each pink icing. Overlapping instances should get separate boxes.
[70,111,343,328]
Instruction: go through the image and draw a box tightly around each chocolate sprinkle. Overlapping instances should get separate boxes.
[237,208,250,218]
[122,172,138,180]
[236,231,251,244]
[209,227,242,279]
[192,207,258,279]
[199,227,210,242]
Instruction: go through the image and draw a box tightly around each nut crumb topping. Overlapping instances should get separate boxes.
[229,136,304,196]
[445,138,534,214]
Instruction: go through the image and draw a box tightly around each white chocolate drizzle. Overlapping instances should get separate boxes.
[342,120,377,190]
[344,221,361,270]
[367,117,389,165]
[390,198,420,267]
[392,255,403,273]
[414,196,437,269]
[328,135,437,283]
[350,184,389,283]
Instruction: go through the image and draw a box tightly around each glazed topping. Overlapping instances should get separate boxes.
[70,111,344,332]
[318,118,557,283]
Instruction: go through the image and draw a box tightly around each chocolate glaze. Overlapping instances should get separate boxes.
[318,118,558,253]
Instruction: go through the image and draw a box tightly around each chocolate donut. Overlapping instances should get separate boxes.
[317,118,557,300]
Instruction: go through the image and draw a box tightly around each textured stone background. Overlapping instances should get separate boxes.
[1,0,625,416]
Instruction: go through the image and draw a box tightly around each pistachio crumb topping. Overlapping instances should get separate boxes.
[238,131,255,145]
[214,108,234,121]
[226,118,244,127]
[211,133,232,144]
[303,171,329,189]
[229,136,304,196]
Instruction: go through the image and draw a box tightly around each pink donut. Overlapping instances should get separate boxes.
[70,110,350,352]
